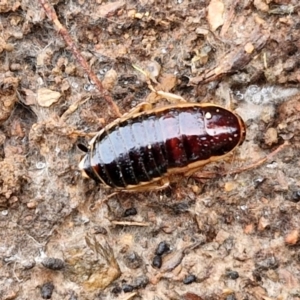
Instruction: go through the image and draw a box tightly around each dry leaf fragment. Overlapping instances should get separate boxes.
[254,0,269,12]
[22,89,36,106]
[102,69,118,91]
[95,0,125,18]
[207,0,224,31]
[37,88,61,107]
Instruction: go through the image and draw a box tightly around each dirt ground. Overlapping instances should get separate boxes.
[0,0,300,299]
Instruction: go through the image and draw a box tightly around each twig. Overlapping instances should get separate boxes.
[194,141,289,179]
[111,221,150,227]
[224,141,289,176]
[38,0,121,118]
[60,96,90,122]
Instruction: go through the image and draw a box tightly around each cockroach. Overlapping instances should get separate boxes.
[38,1,287,193]
[78,102,246,192]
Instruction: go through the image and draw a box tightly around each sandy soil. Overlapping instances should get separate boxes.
[0,0,300,299]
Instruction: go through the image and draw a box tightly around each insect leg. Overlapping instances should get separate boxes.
[60,97,90,122]
[184,166,205,178]
[120,102,153,120]
[133,64,187,105]
[123,178,170,192]
[154,91,187,104]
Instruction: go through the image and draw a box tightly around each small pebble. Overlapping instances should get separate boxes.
[123,207,137,217]
[42,257,65,270]
[285,229,299,245]
[152,255,162,269]
[132,275,149,288]
[155,241,170,256]
[183,274,197,284]
[226,270,239,280]
[291,191,300,202]
[122,284,134,293]
[27,201,38,209]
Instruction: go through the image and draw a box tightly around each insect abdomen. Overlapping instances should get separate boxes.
[90,114,168,188]
[85,105,245,188]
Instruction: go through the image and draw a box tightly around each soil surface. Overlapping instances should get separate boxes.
[0,1,300,299]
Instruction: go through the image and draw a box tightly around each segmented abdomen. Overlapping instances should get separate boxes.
[89,106,244,188]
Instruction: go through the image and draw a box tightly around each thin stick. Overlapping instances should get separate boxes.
[194,141,289,179]
[225,141,289,176]
[38,0,121,118]
[111,221,150,227]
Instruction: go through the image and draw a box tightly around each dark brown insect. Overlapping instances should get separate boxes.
[79,103,246,191]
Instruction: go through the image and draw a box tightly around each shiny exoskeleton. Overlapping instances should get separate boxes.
[79,103,246,191]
